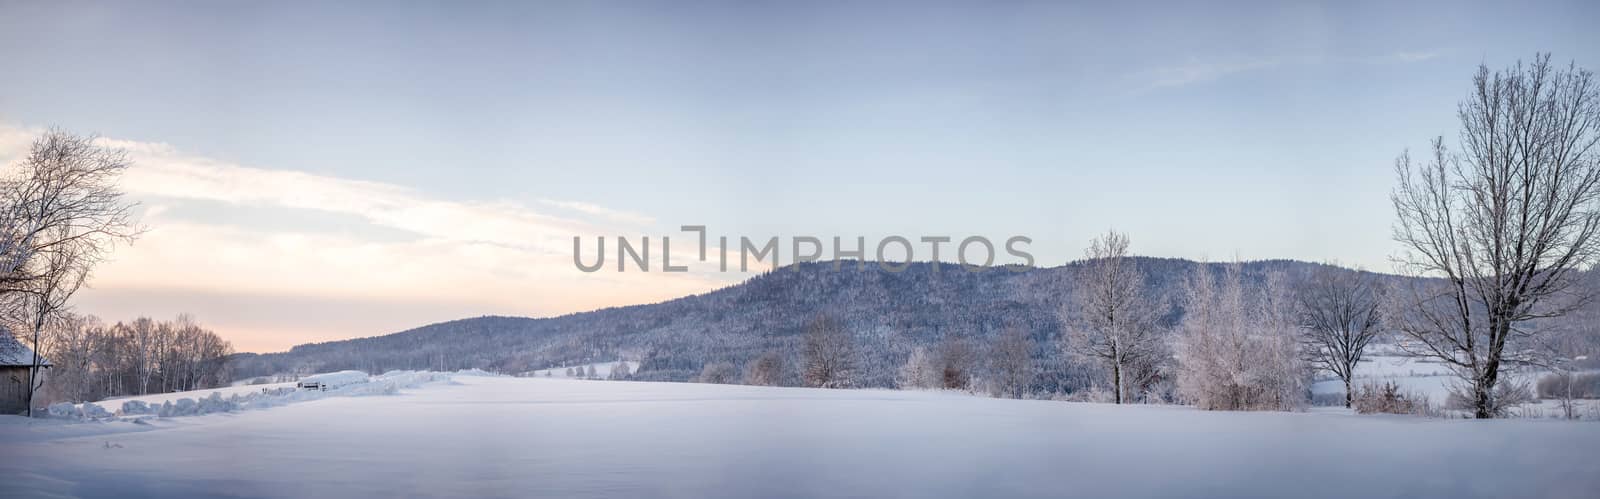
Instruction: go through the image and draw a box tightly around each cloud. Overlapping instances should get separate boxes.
[0,123,738,351]
[1382,51,1440,63]
[537,199,655,226]
[1139,56,1285,89]
[1133,50,1442,91]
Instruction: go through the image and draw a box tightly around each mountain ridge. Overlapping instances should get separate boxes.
[227,257,1391,389]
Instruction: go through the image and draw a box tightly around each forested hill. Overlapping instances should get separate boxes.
[228,258,1370,388]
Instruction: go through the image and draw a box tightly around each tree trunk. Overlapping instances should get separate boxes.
[1474,369,1498,419]
[1343,378,1353,409]
[1112,360,1123,404]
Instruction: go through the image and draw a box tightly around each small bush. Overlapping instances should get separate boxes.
[1445,378,1535,417]
[1353,381,1434,416]
[696,362,738,385]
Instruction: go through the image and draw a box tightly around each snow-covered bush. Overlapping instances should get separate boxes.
[46,402,82,419]
[80,403,113,419]
[198,392,236,413]
[120,400,152,415]
[159,398,199,417]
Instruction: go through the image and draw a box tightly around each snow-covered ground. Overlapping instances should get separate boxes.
[2,376,1597,498]
[1309,349,1599,418]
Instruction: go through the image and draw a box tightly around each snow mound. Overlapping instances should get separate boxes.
[46,370,457,422]
[297,370,370,389]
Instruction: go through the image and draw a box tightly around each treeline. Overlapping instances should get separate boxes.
[39,315,232,404]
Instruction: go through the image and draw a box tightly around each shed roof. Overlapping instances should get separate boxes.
[0,332,50,367]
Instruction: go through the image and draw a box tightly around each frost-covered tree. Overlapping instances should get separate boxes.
[801,315,856,388]
[895,347,936,389]
[608,362,631,380]
[988,326,1034,399]
[1296,264,1384,408]
[1390,55,1600,418]
[743,351,785,386]
[1068,230,1161,404]
[1175,263,1305,411]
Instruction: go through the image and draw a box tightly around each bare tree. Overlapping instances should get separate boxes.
[1296,265,1385,408]
[696,361,737,384]
[608,361,632,380]
[1175,263,1305,411]
[1069,230,1160,404]
[128,317,159,394]
[1,130,139,416]
[743,351,785,386]
[988,326,1034,399]
[1390,54,1600,418]
[801,315,856,388]
[935,334,976,390]
[895,347,936,389]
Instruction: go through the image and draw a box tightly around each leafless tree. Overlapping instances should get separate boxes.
[1175,263,1305,411]
[1295,265,1385,408]
[1390,54,1600,418]
[743,350,785,386]
[35,314,231,405]
[988,326,1034,399]
[608,361,632,380]
[935,335,977,390]
[895,347,936,389]
[1,130,139,416]
[128,317,159,394]
[696,361,737,384]
[801,314,857,388]
[1068,230,1160,404]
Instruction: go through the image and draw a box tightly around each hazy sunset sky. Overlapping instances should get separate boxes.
[2,1,1597,352]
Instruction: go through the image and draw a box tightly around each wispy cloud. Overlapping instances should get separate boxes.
[1380,51,1441,63]
[1139,56,1286,89]
[537,199,655,227]
[0,123,736,351]
[1133,50,1443,91]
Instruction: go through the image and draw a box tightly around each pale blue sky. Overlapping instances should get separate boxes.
[2,1,1597,351]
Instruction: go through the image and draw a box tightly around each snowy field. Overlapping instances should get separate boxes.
[1308,349,1600,418]
[2,376,1598,499]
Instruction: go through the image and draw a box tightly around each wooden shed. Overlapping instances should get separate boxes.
[1,332,50,415]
